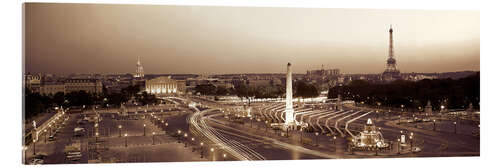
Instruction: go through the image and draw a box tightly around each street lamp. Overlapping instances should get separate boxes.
[454,121,457,134]
[315,132,319,146]
[152,132,156,145]
[409,135,413,152]
[95,132,99,143]
[32,139,36,155]
[200,142,204,158]
[433,120,436,131]
[177,130,182,143]
[223,153,227,161]
[250,117,253,128]
[23,146,28,164]
[265,121,268,132]
[210,148,215,161]
[184,133,188,147]
[300,128,303,143]
[124,133,128,147]
[397,138,401,154]
[118,125,122,137]
[333,136,336,145]
[44,129,47,143]
[143,124,146,136]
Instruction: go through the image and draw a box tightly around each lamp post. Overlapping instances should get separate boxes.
[265,121,268,132]
[200,142,204,158]
[454,122,457,134]
[95,132,99,143]
[23,146,27,164]
[143,124,146,136]
[184,133,188,147]
[223,153,227,161]
[210,148,215,161]
[118,125,122,137]
[32,139,36,155]
[409,134,413,153]
[333,136,336,145]
[433,120,436,131]
[397,139,400,154]
[315,132,319,147]
[124,133,128,147]
[177,130,182,143]
[152,132,156,145]
[250,117,253,128]
[300,128,303,143]
[44,129,47,143]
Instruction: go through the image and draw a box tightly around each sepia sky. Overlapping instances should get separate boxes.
[24,3,479,75]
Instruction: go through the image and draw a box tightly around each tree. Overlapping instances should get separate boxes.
[195,84,217,95]
[234,84,256,104]
[52,92,65,107]
[295,81,320,99]
[327,73,480,110]
[25,90,47,119]
[216,86,229,96]
[137,91,158,105]
[65,90,93,107]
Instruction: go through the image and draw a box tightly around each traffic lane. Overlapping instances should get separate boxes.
[206,119,325,160]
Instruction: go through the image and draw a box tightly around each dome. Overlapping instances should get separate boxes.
[387,57,396,64]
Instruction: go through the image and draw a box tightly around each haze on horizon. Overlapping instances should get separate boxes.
[24,3,479,75]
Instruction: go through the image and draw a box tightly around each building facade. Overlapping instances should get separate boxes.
[64,79,103,94]
[146,76,185,95]
[25,74,42,93]
[39,83,65,96]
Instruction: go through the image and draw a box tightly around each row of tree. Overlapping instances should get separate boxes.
[24,85,159,119]
[327,73,480,110]
[194,80,320,102]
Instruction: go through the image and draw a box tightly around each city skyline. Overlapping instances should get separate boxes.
[25,3,479,75]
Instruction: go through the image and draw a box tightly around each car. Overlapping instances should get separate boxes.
[66,152,82,161]
[30,154,47,164]
[30,158,44,165]
[48,135,55,141]
[412,147,422,153]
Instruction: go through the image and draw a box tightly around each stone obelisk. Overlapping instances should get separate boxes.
[284,63,295,125]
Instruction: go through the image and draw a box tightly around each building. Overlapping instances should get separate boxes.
[64,79,103,94]
[134,57,144,78]
[145,76,186,96]
[381,25,401,81]
[306,66,340,77]
[25,74,42,93]
[39,83,65,96]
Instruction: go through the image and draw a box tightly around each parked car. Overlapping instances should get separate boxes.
[73,127,86,137]
[48,135,55,141]
[65,145,82,161]
[30,154,47,165]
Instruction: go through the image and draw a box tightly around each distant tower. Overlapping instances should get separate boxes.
[382,25,400,81]
[135,57,144,78]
